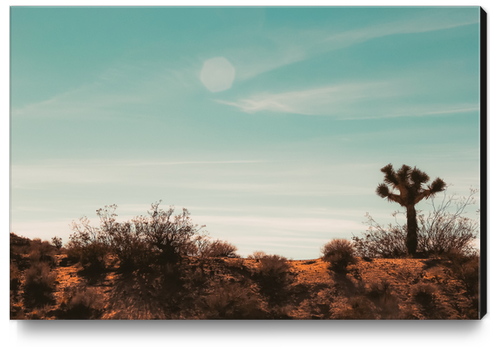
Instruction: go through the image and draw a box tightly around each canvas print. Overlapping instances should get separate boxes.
[10,6,484,320]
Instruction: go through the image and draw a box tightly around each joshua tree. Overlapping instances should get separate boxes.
[376,164,446,256]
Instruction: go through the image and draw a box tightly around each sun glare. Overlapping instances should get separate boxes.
[200,57,236,93]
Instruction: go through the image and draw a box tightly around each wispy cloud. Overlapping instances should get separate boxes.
[217,80,479,119]
[317,9,478,52]
[217,81,400,116]
[229,8,479,81]
[11,60,201,119]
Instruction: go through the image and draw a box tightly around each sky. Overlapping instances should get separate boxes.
[10,6,481,259]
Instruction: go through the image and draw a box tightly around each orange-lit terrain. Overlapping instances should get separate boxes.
[10,233,479,320]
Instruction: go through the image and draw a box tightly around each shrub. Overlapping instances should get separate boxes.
[292,288,334,319]
[256,254,290,275]
[68,215,109,272]
[135,202,204,264]
[201,282,267,319]
[354,189,479,258]
[352,217,407,258]
[364,279,401,319]
[330,296,378,319]
[248,251,266,260]
[321,239,357,272]
[69,203,207,272]
[445,251,480,297]
[417,190,479,255]
[408,282,457,319]
[29,239,56,265]
[65,240,108,273]
[59,288,103,319]
[10,233,31,259]
[207,239,238,258]
[23,262,57,307]
[254,254,292,305]
[104,221,149,271]
[10,263,21,293]
[51,236,63,250]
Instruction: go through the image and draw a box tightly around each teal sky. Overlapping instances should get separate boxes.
[10,7,481,259]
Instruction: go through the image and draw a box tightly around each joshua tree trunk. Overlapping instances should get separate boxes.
[406,204,418,256]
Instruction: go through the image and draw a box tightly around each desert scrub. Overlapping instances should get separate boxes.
[51,236,63,250]
[248,250,266,260]
[321,239,357,273]
[10,263,22,294]
[253,254,293,306]
[330,296,378,320]
[23,262,57,308]
[364,279,401,319]
[207,239,239,258]
[29,239,57,266]
[200,282,267,319]
[59,287,103,319]
[256,254,290,275]
[409,283,458,319]
[445,251,480,297]
[354,189,479,258]
[291,288,335,319]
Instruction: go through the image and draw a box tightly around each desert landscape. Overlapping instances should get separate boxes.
[10,183,480,320]
[10,7,482,323]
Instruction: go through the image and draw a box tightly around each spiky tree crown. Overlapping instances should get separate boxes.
[376,164,446,206]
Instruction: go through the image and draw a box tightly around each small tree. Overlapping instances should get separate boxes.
[376,164,446,256]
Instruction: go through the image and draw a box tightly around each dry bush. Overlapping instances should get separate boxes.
[364,279,401,319]
[445,251,480,298]
[354,190,479,258]
[67,215,109,272]
[65,239,108,273]
[59,288,103,319]
[410,283,439,318]
[10,263,22,294]
[256,254,290,275]
[200,282,267,319]
[417,190,479,255]
[409,283,457,319]
[330,296,378,320]
[207,239,238,258]
[134,202,204,265]
[69,203,204,271]
[321,239,357,272]
[352,218,406,258]
[292,288,335,319]
[29,239,56,265]
[254,254,292,306]
[23,262,57,307]
[248,251,266,260]
[51,236,63,250]
[104,221,150,271]
[10,233,31,261]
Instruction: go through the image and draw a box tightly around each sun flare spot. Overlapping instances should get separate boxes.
[200,57,235,93]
